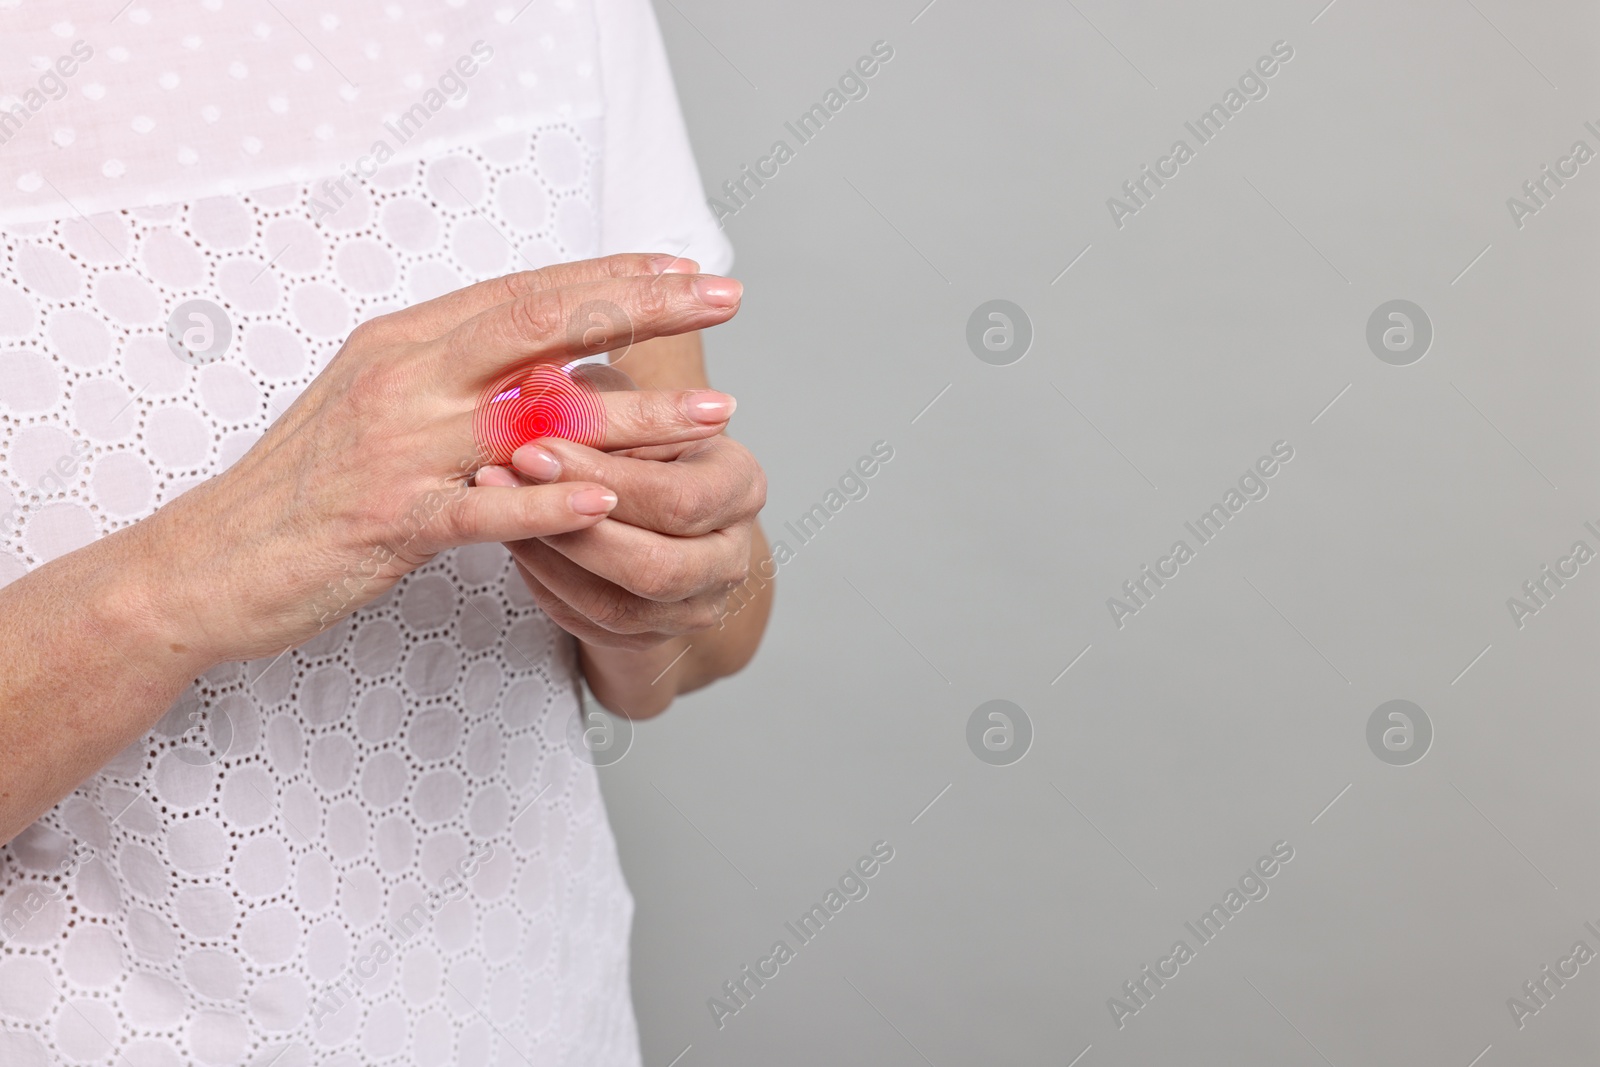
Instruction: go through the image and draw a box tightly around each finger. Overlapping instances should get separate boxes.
[509,538,726,635]
[538,520,751,603]
[440,273,742,386]
[512,560,614,644]
[609,443,697,463]
[592,388,739,451]
[443,385,733,468]
[442,482,617,545]
[406,253,699,335]
[511,560,667,651]
[511,437,763,534]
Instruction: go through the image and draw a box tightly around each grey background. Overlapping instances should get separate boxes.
[600,1,1600,1064]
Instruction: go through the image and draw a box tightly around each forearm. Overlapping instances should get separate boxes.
[0,520,212,844]
[580,520,772,717]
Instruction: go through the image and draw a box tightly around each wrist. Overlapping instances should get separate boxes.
[578,637,690,718]
[112,504,233,678]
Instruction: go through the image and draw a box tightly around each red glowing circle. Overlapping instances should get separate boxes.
[473,359,608,467]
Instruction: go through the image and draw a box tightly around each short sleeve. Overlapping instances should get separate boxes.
[595,0,733,274]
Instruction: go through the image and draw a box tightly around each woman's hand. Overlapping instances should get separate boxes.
[1,254,745,840]
[134,254,744,668]
[477,429,767,651]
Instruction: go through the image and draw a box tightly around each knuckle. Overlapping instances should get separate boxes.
[632,542,695,601]
[499,270,544,303]
[344,315,391,349]
[684,600,724,634]
[568,298,634,357]
[607,253,650,278]
[509,294,567,343]
[720,558,752,591]
[344,321,376,349]
[716,441,764,505]
[744,462,769,513]
[342,316,388,355]
[632,281,673,324]
[664,481,714,535]
[587,585,643,633]
[366,310,419,347]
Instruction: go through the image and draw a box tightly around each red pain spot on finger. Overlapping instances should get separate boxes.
[474,359,607,466]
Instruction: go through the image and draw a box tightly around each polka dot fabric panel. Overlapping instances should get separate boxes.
[0,2,603,225]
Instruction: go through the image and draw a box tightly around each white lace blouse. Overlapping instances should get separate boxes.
[0,2,730,1064]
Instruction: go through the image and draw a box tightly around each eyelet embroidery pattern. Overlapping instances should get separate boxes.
[0,122,644,1067]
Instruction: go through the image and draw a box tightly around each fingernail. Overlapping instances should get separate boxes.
[650,254,699,275]
[693,275,743,308]
[475,465,521,488]
[685,390,737,423]
[570,488,617,516]
[511,444,561,482]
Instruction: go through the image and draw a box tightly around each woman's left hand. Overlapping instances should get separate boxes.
[476,427,767,651]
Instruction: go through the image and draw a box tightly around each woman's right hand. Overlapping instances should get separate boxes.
[0,253,742,843]
[128,252,743,669]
